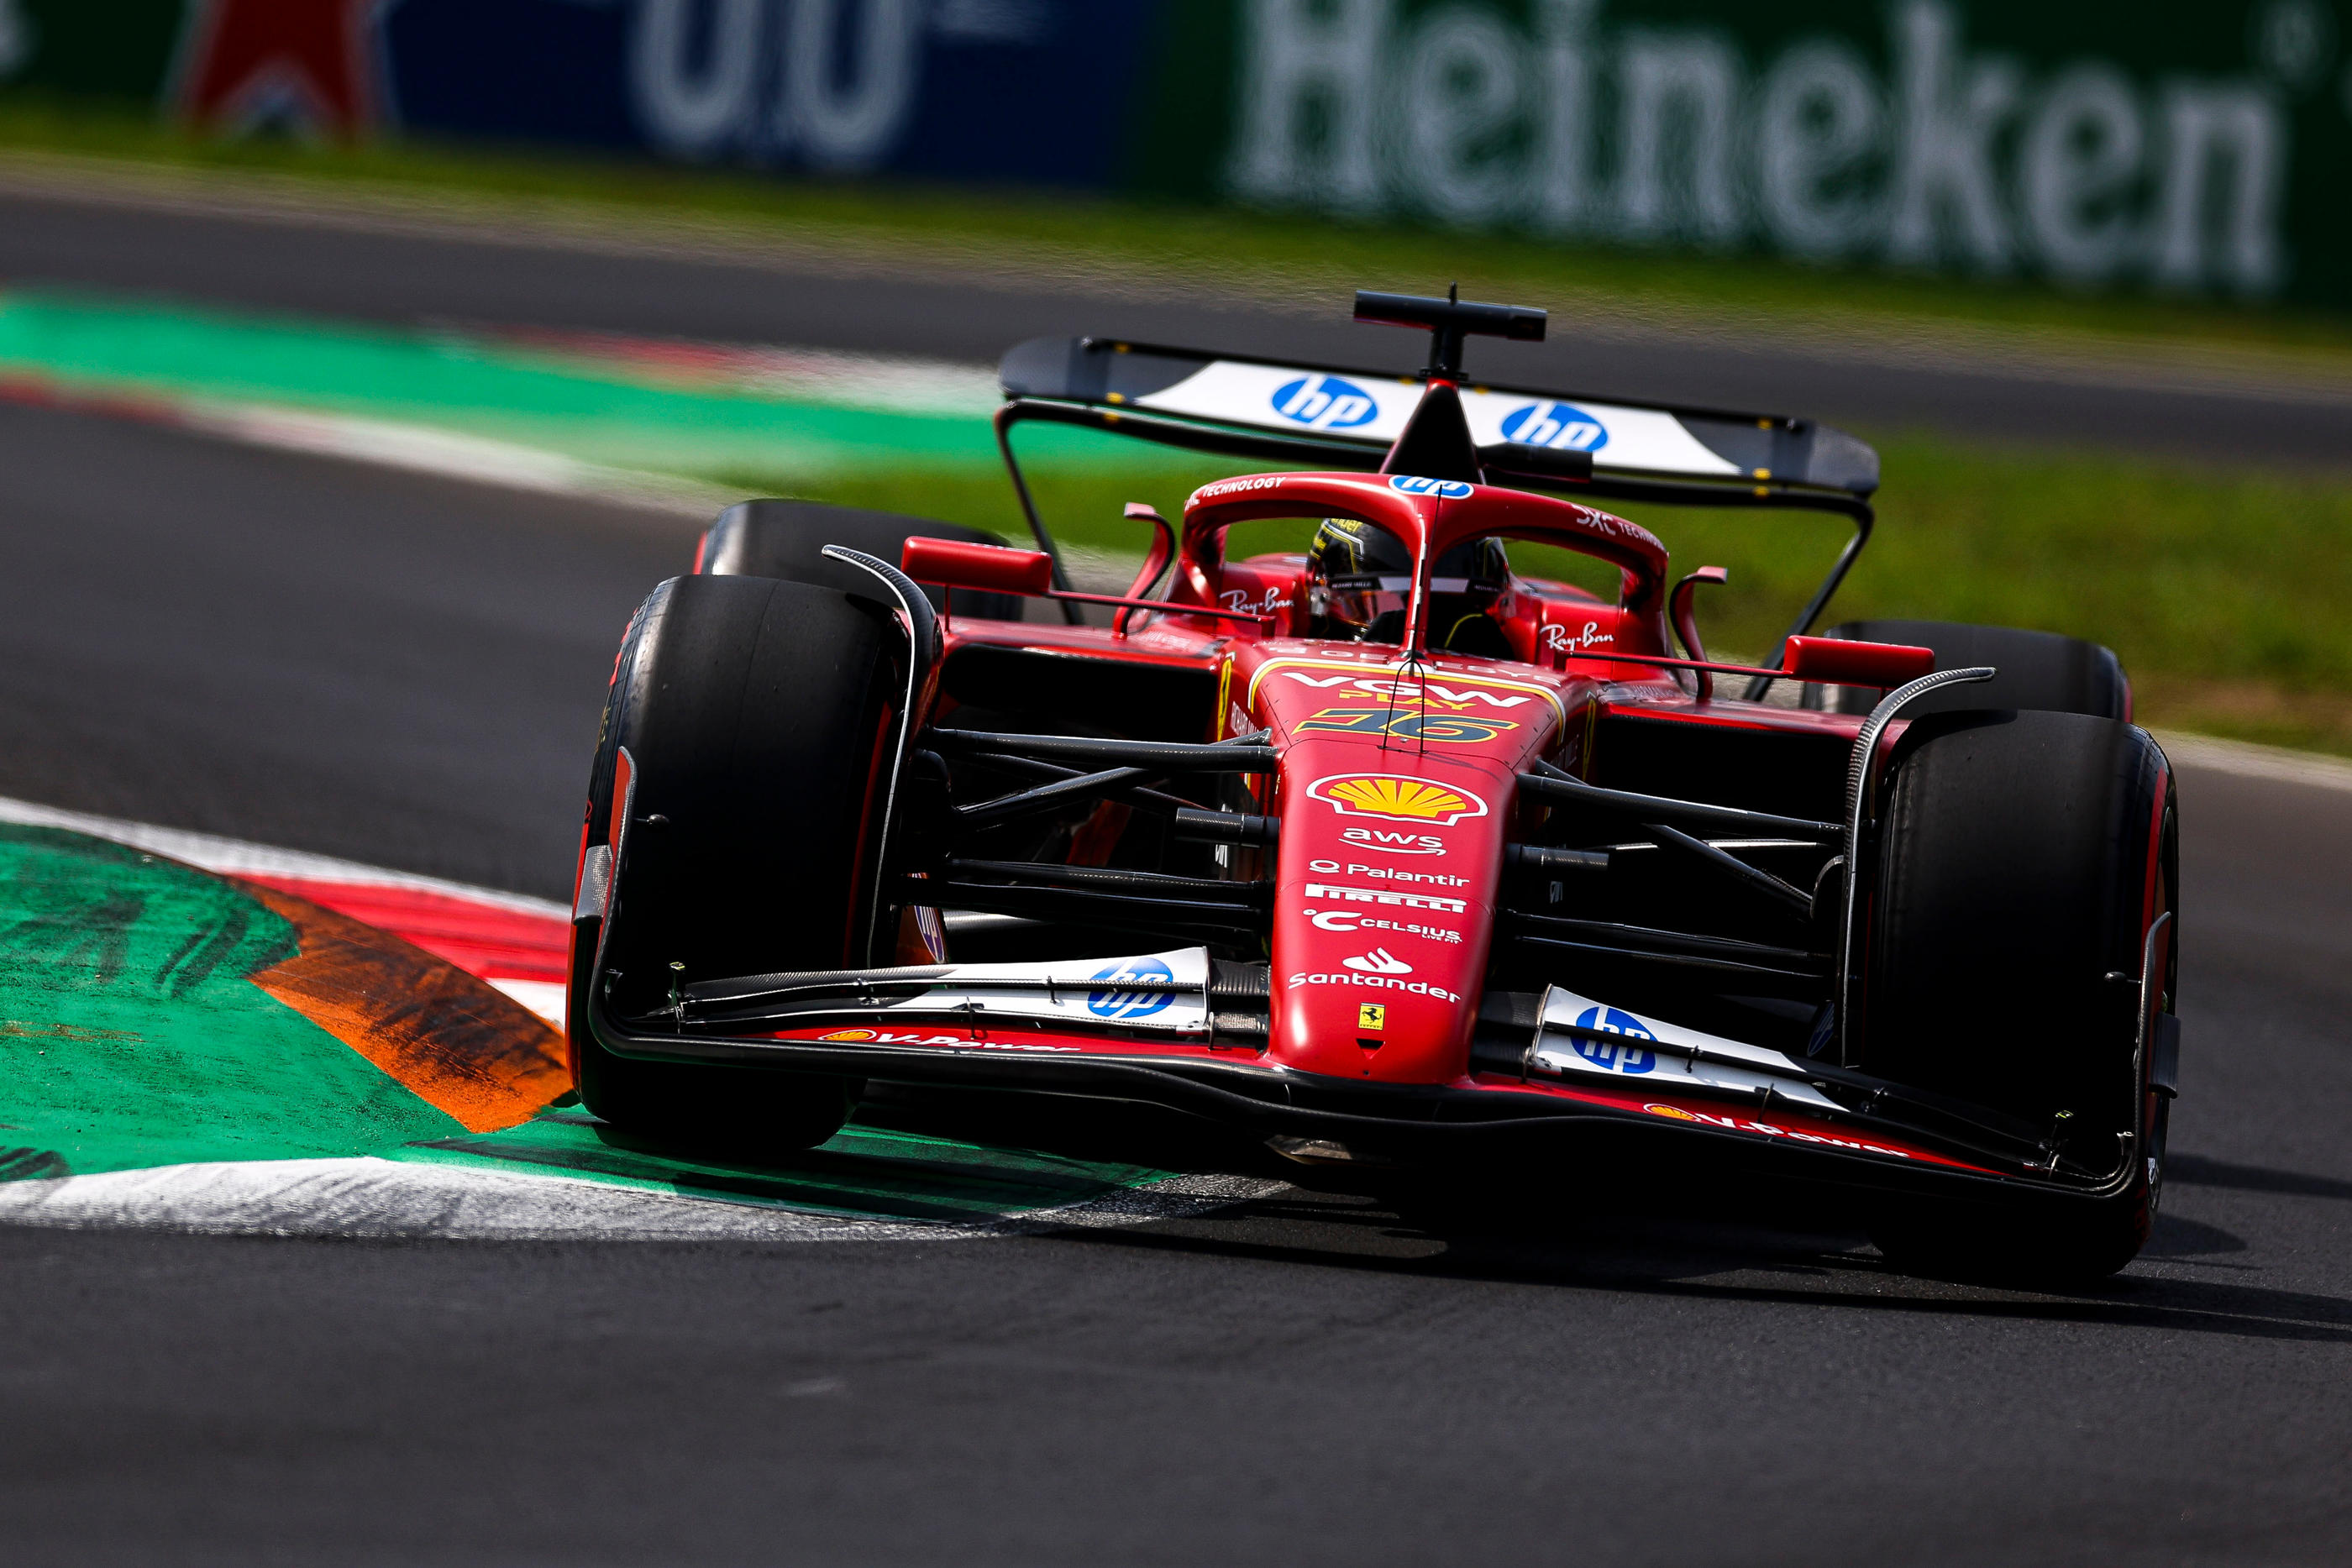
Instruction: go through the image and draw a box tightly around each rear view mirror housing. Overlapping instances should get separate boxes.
[901,537,1055,597]
[1784,635,1935,690]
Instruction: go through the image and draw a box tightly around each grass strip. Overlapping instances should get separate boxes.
[2,98,2349,378]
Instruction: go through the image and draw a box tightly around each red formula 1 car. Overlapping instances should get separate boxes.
[567,291,2180,1279]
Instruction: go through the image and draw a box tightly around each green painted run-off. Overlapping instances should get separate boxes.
[0,826,1172,1223]
[0,287,1122,484]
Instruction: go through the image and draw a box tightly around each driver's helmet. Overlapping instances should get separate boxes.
[1307,517,1510,650]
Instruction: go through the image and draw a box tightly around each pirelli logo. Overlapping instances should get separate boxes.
[1305,883,1469,915]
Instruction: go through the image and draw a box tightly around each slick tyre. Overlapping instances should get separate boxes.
[1857,709,2176,1282]
[1807,620,2129,720]
[567,574,900,1154]
[696,498,1023,620]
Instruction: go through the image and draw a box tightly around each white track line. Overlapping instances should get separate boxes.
[190,400,730,517]
[0,1157,1281,1243]
[0,792,568,917]
[2154,731,2352,794]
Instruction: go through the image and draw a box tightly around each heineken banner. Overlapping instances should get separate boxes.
[3,0,2346,307]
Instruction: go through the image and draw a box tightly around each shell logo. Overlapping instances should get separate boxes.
[818,1030,878,1042]
[1642,1104,1700,1122]
[1306,774,1490,826]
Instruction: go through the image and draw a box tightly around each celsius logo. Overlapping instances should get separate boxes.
[1387,475,1474,499]
[1087,958,1174,1020]
[1502,402,1609,453]
[1572,1005,1657,1073]
[1342,947,1412,975]
[1273,375,1378,430]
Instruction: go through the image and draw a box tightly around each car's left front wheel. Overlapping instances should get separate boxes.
[567,573,900,1154]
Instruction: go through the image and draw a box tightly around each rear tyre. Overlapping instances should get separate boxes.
[696,498,1023,620]
[567,573,901,1154]
[1806,620,2129,719]
[1858,709,2176,1282]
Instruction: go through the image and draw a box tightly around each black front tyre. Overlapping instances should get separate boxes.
[566,573,901,1154]
[1857,708,2176,1282]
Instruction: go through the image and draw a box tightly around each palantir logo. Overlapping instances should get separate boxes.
[1387,475,1475,499]
[1502,402,1609,453]
[1087,957,1174,1020]
[1572,1004,1657,1073]
[1273,375,1379,430]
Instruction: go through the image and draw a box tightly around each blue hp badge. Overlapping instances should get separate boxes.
[1571,1004,1657,1073]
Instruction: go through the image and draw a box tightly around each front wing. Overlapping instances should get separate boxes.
[583,949,2143,1212]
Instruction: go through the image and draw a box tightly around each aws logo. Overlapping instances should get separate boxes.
[1273,375,1379,430]
[1341,826,1444,856]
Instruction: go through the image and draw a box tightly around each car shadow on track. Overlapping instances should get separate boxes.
[1041,1189,2352,1346]
[2167,1152,2352,1203]
[649,1089,2352,1348]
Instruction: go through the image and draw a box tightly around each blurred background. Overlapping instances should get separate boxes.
[0,0,2345,778]
[5,12,2352,1563]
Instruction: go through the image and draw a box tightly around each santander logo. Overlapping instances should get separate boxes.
[1341,948,1412,975]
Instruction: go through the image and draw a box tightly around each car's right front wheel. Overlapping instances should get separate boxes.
[1856,708,2176,1282]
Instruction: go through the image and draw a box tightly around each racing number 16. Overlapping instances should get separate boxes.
[1296,707,1517,744]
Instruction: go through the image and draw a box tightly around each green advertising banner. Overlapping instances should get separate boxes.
[0,0,2344,307]
[1135,0,2351,307]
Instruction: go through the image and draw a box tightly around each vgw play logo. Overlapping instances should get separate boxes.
[1501,402,1609,452]
[1273,375,1379,430]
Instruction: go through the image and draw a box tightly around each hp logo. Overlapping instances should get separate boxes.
[1087,958,1175,1020]
[1388,475,1474,499]
[1273,375,1379,431]
[1571,1004,1657,1073]
[1501,401,1610,453]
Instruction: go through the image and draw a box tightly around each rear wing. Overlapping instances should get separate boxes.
[996,337,1879,512]
[989,296,1877,671]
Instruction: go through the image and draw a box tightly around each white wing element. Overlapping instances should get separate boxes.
[1131,362,1740,480]
[838,947,1214,1036]
[1529,985,1845,1113]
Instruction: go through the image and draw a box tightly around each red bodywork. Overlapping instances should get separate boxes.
[914,475,1868,1091]
[575,460,2168,1199]
[570,280,2183,1235]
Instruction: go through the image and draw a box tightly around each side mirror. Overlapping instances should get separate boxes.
[1784,635,1935,690]
[901,537,1054,597]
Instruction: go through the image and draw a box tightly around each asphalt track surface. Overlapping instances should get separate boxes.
[1,185,2348,469]
[0,214,2349,1565]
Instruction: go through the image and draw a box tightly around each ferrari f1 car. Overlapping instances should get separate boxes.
[566,291,2180,1279]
